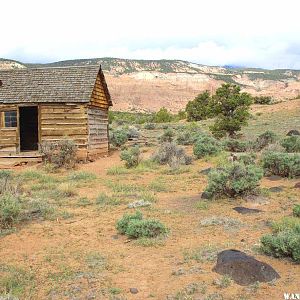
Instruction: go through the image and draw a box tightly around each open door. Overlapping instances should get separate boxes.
[19,106,39,151]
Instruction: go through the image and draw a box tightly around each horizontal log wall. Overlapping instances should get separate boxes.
[90,73,110,109]
[40,103,89,160]
[0,104,18,154]
[87,107,109,159]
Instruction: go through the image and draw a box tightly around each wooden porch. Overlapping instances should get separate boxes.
[0,151,43,168]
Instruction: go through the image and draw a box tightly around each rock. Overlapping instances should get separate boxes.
[294,182,300,189]
[111,235,119,240]
[244,195,269,205]
[265,175,282,181]
[287,129,300,136]
[233,207,262,214]
[129,288,139,294]
[201,192,211,199]
[199,168,212,175]
[213,249,280,286]
[127,200,151,208]
[269,186,284,193]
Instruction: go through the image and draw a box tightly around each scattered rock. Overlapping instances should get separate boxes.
[172,266,204,276]
[199,168,212,175]
[213,249,280,286]
[201,192,211,199]
[294,182,300,189]
[129,288,139,294]
[287,129,300,136]
[265,175,282,181]
[233,207,262,214]
[269,186,284,193]
[127,200,151,208]
[111,235,119,240]
[244,194,269,205]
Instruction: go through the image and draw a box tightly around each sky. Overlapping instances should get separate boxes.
[1,0,300,69]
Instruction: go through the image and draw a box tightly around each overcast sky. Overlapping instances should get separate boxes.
[1,0,300,69]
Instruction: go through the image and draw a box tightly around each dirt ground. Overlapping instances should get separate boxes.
[0,145,299,300]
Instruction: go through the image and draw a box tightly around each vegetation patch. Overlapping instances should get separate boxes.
[281,135,300,153]
[193,135,222,159]
[120,146,140,168]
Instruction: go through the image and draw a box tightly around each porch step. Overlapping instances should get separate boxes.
[0,154,43,168]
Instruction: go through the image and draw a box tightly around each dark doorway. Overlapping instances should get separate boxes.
[19,106,39,151]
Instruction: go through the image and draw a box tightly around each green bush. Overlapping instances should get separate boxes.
[253,96,273,105]
[260,230,300,262]
[154,107,173,123]
[116,211,143,234]
[281,136,300,153]
[40,139,77,169]
[152,142,192,168]
[110,128,128,147]
[254,131,277,151]
[237,153,257,165]
[186,91,213,121]
[193,135,222,159]
[116,211,168,239]
[120,146,140,168]
[0,194,21,228]
[176,124,204,145]
[204,162,263,199]
[159,128,175,143]
[144,123,156,130]
[125,219,168,238]
[261,151,300,177]
[293,204,300,217]
[222,139,249,152]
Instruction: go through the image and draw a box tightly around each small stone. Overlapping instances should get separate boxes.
[241,239,245,242]
[265,175,282,181]
[111,235,119,240]
[233,207,262,214]
[287,129,300,136]
[127,200,151,208]
[294,182,300,189]
[129,288,139,294]
[201,192,211,199]
[269,186,284,193]
[199,168,212,175]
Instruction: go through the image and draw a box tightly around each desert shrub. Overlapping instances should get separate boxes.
[281,136,300,153]
[253,131,277,151]
[253,96,273,105]
[204,162,263,199]
[154,107,173,123]
[152,142,192,168]
[0,172,22,196]
[120,146,140,168]
[222,138,249,152]
[40,139,77,169]
[293,204,300,217]
[0,194,21,228]
[261,151,300,177]
[193,135,222,159]
[116,211,168,238]
[126,126,140,140]
[237,153,257,165]
[260,221,300,262]
[144,123,156,130]
[159,128,175,143]
[260,231,300,262]
[125,219,168,238]
[176,124,204,145]
[116,211,143,234]
[109,128,128,147]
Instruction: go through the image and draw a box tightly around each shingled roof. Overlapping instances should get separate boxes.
[0,65,111,104]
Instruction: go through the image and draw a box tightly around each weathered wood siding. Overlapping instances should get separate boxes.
[39,103,89,159]
[87,107,109,159]
[90,73,110,109]
[0,104,18,154]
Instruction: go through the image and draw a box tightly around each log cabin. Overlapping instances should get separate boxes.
[0,65,112,165]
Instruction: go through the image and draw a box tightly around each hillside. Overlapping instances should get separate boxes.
[1,58,300,112]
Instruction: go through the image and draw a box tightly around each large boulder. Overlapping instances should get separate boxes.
[213,249,280,285]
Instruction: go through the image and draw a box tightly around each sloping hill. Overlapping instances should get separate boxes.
[1,57,300,112]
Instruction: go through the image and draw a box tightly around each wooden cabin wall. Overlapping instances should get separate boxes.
[90,73,110,109]
[39,103,89,160]
[87,107,109,159]
[0,104,18,154]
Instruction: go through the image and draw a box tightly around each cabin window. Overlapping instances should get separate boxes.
[4,111,17,128]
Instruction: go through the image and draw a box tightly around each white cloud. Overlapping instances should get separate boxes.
[1,0,300,68]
